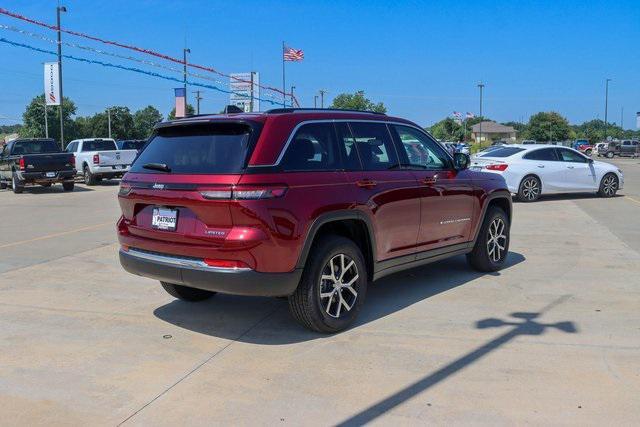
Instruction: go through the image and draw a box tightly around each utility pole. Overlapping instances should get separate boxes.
[183,48,190,106]
[319,89,326,108]
[250,71,255,112]
[44,103,49,138]
[621,106,624,130]
[193,90,203,115]
[290,86,296,108]
[314,95,318,108]
[107,107,112,139]
[56,5,67,149]
[604,78,611,141]
[477,82,484,147]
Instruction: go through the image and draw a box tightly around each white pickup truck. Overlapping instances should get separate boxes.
[66,138,137,185]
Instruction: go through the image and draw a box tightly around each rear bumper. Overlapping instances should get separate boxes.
[91,165,130,176]
[18,170,75,182]
[119,248,302,297]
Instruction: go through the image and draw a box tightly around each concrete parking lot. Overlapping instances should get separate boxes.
[1,159,639,425]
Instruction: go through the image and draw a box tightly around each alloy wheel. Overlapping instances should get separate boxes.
[522,178,540,201]
[602,175,617,196]
[319,253,359,318]
[486,218,507,263]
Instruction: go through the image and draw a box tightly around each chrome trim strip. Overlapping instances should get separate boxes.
[249,119,452,168]
[122,248,252,273]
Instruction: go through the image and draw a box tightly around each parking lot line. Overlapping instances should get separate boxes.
[625,196,640,206]
[0,222,113,249]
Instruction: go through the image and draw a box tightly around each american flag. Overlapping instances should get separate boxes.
[452,111,462,118]
[466,112,475,119]
[283,46,304,61]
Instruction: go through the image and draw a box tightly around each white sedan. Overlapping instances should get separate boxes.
[471,145,624,202]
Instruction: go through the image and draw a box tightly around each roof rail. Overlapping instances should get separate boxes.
[265,108,386,115]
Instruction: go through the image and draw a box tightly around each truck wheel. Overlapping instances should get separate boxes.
[606,151,614,159]
[0,181,6,190]
[585,149,592,156]
[598,173,618,198]
[12,173,24,194]
[62,182,75,192]
[160,282,216,302]
[288,235,367,333]
[84,165,97,186]
[467,206,510,272]
[517,175,541,202]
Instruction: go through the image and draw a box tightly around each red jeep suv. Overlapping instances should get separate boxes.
[118,108,512,332]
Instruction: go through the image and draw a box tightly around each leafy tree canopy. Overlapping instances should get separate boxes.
[168,104,195,120]
[330,91,386,114]
[527,111,574,142]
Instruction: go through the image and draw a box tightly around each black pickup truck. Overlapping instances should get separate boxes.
[0,138,76,193]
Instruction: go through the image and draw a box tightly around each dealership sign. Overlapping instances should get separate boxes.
[44,62,60,106]
[230,72,259,112]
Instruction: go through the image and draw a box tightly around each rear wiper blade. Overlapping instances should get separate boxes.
[142,162,171,173]
[388,163,426,170]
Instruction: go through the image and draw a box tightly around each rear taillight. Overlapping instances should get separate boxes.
[199,185,287,200]
[203,259,250,270]
[93,154,100,164]
[70,155,75,167]
[118,182,132,196]
[19,158,25,170]
[486,164,508,171]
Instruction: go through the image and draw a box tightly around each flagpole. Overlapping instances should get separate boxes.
[282,41,286,107]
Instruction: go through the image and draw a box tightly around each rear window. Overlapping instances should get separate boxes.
[479,147,525,158]
[12,140,60,155]
[130,123,256,174]
[119,140,146,150]
[82,140,117,151]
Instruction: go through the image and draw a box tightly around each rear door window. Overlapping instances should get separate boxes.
[348,122,398,170]
[130,123,256,174]
[281,123,341,171]
[557,148,587,163]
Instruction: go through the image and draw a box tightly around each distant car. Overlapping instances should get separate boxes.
[597,140,639,158]
[472,145,623,202]
[456,143,470,155]
[521,140,536,145]
[66,138,138,185]
[443,142,457,155]
[117,139,147,152]
[492,140,507,146]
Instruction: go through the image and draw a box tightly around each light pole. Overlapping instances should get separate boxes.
[314,95,318,108]
[290,86,296,108]
[56,5,66,149]
[604,78,611,141]
[183,48,191,107]
[107,107,112,139]
[319,89,326,108]
[193,90,203,115]
[477,82,485,147]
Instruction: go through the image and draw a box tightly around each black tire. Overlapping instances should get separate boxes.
[606,151,614,159]
[84,165,97,186]
[160,282,216,302]
[288,235,368,333]
[517,175,541,202]
[62,181,75,192]
[0,181,7,190]
[585,149,592,156]
[598,173,618,198]
[467,206,510,272]
[12,173,24,194]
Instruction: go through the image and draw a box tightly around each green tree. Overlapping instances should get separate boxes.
[20,94,77,146]
[133,106,163,138]
[330,91,386,113]
[168,104,195,120]
[527,112,573,142]
[82,106,134,140]
[429,118,464,141]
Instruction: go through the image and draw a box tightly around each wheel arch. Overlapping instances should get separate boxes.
[296,211,376,281]
[472,191,512,243]
[519,173,543,193]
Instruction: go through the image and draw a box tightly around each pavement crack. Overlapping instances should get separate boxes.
[117,304,281,426]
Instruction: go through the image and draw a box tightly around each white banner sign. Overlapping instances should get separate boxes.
[44,62,60,106]
[230,72,260,112]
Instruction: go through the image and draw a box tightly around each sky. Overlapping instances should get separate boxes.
[1,0,639,128]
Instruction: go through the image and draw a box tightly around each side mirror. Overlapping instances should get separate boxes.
[453,152,470,170]
[588,158,594,163]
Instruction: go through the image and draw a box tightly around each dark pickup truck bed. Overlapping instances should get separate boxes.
[0,138,76,193]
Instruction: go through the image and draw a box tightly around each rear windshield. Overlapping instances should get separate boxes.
[119,140,146,150]
[82,140,117,151]
[12,140,60,155]
[130,123,256,174]
[479,147,525,157]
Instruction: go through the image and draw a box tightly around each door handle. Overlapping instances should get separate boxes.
[567,166,575,169]
[356,179,377,189]
[537,165,545,168]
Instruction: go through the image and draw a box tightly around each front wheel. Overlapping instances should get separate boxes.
[161,282,216,302]
[606,151,614,159]
[288,235,367,333]
[467,206,510,272]
[598,173,618,198]
[585,149,592,156]
[517,175,541,202]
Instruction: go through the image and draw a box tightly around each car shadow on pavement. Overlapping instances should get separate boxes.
[3,185,95,194]
[154,252,525,345]
[514,193,623,203]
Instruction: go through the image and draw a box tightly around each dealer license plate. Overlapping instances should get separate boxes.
[152,207,178,231]
[45,172,56,178]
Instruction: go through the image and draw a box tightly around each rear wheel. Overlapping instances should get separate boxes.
[289,235,367,333]
[160,282,216,302]
[598,173,618,198]
[0,181,7,190]
[62,182,75,192]
[517,175,541,202]
[585,149,592,156]
[84,165,97,186]
[467,206,510,272]
[12,173,24,194]
[606,151,614,159]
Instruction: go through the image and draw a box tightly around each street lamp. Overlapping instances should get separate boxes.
[56,5,67,149]
[604,78,611,141]
[183,48,191,106]
[477,82,485,147]
[314,95,318,108]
